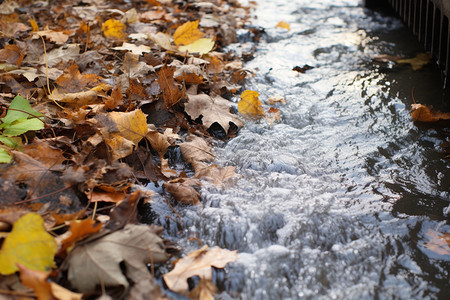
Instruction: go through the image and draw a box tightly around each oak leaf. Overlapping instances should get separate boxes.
[173,20,204,46]
[185,93,243,132]
[0,213,57,275]
[238,90,265,117]
[66,224,170,292]
[164,177,201,205]
[163,246,238,295]
[179,134,214,166]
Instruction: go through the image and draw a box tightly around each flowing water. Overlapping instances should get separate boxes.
[149,0,450,299]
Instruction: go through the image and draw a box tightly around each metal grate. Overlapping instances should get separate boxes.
[365,0,450,91]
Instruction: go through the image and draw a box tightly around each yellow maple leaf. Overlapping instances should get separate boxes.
[178,38,215,55]
[238,90,265,117]
[396,53,431,71]
[0,213,57,275]
[276,21,290,30]
[102,19,126,40]
[108,109,148,145]
[173,20,204,46]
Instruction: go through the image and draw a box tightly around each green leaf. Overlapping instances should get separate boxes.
[0,148,12,163]
[3,118,44,136]
[1,95,43,125]
[0,135,19,148]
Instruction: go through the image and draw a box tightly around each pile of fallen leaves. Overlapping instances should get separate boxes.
[0,0,276,298]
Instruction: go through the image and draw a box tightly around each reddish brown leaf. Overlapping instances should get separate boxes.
[17,264,54,300]
[157,66,185,108]
[0,44,24,66]
[58,218,103,256]
[54,62,100,93]
[410,103,450,123]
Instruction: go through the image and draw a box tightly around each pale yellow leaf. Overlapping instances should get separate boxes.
[178,38,215,55]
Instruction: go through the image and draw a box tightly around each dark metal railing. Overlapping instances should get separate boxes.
[365,0,450,92]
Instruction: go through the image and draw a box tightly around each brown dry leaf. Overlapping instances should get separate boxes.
[276,21,290,30]
[108,109,149,145]
[194,163,238,187]
[266,107,281,125]
[173,20,204,46]
[396,53,431,71]
[146,131,170,158]
[238,90,265,117]
[0,44,24,66]
[23,141,66,169]
[185,93,243,132]
[54,62,100,93]
[121,52,154,79]
[372,54,402,63]
[424,229,450,255]
[17,264,54,300]
[163,246,238,295]
[267,95,287,105]
[113,42,152,55]
[140,10,165,21]
[58,218,103,256]
[89,190,127,203]
[157,65,185,108]
[66,224,170,292]
[34,30,70,44]
[50,282,83,300]
[410,103,450,123]
[105,134,136,161]
[41,44,80,67]
[179,135,214,166]
[104,85,124,110]
[208,56,224,74]
[163,177,201,205]
[161,158,178,178]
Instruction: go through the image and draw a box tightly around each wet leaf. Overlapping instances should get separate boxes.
[102,19,126,40]
[179,38,215,55]
[187,277,217,300]
[238,90,265,117]
[194,163,239,187]
[163,246,237,295]
[276,21,290,30]
[267,95,287,105]
[108,109,148,145]
[179,134,214,167]
[0,213,57,275]
[396,53,431,71]
[67,224,170,292]
[424,229,450,255]
[173,20,204,46]
[185,93,243,132]
[164,178,201,205]
[410,103,450,123]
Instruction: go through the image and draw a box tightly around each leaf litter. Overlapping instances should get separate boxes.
[0,0,253,298]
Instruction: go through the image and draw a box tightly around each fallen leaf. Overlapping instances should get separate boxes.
[276,21,290,30]
[42,44,80,67]
[88,190,127,203]
[0,213,57,275]
[54,62,100,93]
[396,53,431,70]
[372,54,402,63]
[108,109,149,145]
[163,246,238,295]
[17,263,54,300]
[157,66,185,108]
[188,277,217,300]
[179,38,215,55]
[185,93,243,132]
[102,19,126,40]
[164,177,201,205]
[266,107,281,124]
[238,90,265,117]
[194,163,239,187]
[266,95,287,105]
[179,134,214,167]
[0,44,24,66]
[292,64,314,73]
[58,218,103,256]
[50,282,83,300]
[23,141,66,169]
[151,32,175,51]
[173,20,204,46]
[423,229,450,255]
[66,224,170,292]
[113,42,152,55]
[410,103,450,122]
[34,30,70,44]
